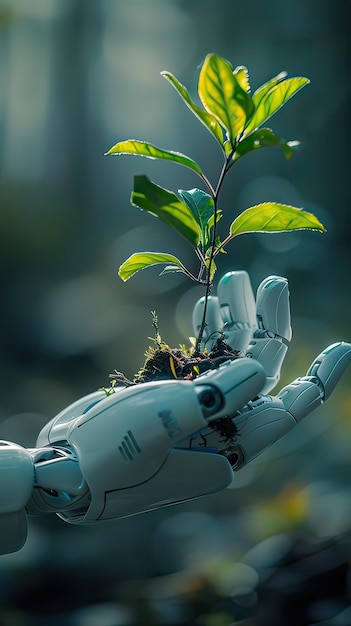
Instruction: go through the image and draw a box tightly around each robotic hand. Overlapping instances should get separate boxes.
[193,270,292,393]
[1,271,350,555]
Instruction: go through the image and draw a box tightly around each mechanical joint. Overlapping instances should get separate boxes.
[195,385,224,419]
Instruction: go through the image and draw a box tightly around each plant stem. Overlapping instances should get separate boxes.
[213,232,234,257]
[195,247,207,282]
[194,151,234,354]
[200,173,216,197]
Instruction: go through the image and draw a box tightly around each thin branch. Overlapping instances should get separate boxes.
[177,261,206,284]
[194,154,232,353]
[213,233,235,259]
[195,247,207,282]
[195,246,206,265]
[200,173,216,197]
[215,154,231,197]
[183,267,206,284]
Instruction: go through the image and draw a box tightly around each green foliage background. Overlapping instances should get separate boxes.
[0,1,350,625]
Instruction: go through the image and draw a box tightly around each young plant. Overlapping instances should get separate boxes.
[106,53,325,354]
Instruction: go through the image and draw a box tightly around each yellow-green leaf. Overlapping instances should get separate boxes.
[161,71,224,145]
[234,128,300,162]
[198,54,254,144]
[118,252,186,282]
[233,65,251,93]
[205,256,217,282]
[251,71,287,105]
[132,176,200,247]
[229,203,326,237]
[245,77,310,134]
[105,139,203,176]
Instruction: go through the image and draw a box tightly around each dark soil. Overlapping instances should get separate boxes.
[109,338,241,443]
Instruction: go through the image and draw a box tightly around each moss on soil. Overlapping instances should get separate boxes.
[108,336,241,443]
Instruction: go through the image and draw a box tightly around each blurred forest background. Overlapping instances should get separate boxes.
[0,1,350,624]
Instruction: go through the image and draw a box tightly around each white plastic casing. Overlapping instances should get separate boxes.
[64,380,233,523]
[0,441,34,554]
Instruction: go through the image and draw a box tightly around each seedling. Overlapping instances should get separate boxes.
[106,53,325,357]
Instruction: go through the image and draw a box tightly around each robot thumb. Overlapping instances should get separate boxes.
[306,341,351,401]
[195,357,266,421]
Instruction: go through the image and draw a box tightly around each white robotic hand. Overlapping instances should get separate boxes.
[0,357,266,554]
[193,270,292,393]
[1,271,350,555]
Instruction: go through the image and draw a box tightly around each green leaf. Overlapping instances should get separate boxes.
[205,256,217,282]
[161,71,224,145]
[105,139,203,176]
[198,54,254,144]
[159,265,185,275]
[118,252,186,282]
[281,140,301,159]
[234,128,300,161]
[206,209,222,232]
[177,188,214,250]
[214,235,226,254]
[205,210,223,256]
[223,140,233,156]
[245,76,310,134]
[132,176,200,247]
[252,71,287,105]
[229,203,326,237]
[233,65,251,93]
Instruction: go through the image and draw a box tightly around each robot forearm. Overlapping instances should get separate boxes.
[0,442,34,554]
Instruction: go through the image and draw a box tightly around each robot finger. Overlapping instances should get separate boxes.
[278,341,351,421]
[216,271,257,352]
[233,342,351,468]
[246,276,292,394]
[192,295,222,352]
[305,341,351,400]
[255,275,292,342]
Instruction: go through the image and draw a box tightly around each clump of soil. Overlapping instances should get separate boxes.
[108,317,241,443]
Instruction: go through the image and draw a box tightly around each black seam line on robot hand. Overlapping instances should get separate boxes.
[96,447,220,520]
[287,411,299,424]
[75,384,164,427]
[308,375,325,399]
[97,461,171,517]
[223,320,253,331]
[223,371,262,397]
[251,328,289,344]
